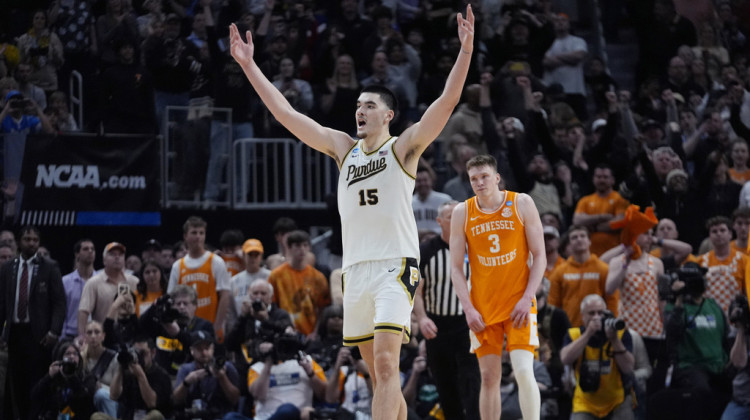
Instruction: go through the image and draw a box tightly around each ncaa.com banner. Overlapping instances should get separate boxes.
[18,133,160,226]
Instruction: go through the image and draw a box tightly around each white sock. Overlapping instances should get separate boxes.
[510,350,541,420]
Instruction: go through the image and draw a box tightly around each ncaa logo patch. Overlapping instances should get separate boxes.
[502,207,513,218]
[506,201,513,206]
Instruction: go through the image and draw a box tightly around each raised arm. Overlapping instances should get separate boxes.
[229,24,354,166]
[394,5,475,173]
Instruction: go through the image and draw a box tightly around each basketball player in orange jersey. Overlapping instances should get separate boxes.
[450,154,546,420]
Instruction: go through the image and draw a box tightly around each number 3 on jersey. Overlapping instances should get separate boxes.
[488,234,500,253]
[358,189,379,206]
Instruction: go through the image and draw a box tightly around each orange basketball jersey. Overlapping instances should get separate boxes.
[178,253,218,323]
[465,191,530,325]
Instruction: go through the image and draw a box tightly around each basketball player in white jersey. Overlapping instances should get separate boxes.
[229,6,474,420]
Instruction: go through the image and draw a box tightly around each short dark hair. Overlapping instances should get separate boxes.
[706,215,732,231]
[272,217,297,235]
[183,216,207,234]
[732,206,750,221]
[466,154,498,172]
[360,85,398,113]
[19,226,40,239]
[286,230,311,247]
[132,335,156,350]
[219,229,244,248]
[567,224,590,238]
[74,239,94,254]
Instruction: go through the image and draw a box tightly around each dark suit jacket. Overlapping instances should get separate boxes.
[0,255,66,343]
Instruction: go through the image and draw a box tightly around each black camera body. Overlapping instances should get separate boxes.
[61,356,77,377]
[658,263,707,301]
[601,311,625,331]
[149,294,181,324]
[251,299,266,313]
[729,294,750,331]
[117,346,145,366]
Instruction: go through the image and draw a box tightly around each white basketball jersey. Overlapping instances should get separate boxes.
[338,137,420,268]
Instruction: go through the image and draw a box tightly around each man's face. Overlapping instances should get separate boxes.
[288,242,310,264]
[15,65,31,83]
[279,58,294,78]
[77,241,96,265]
[160,249,175,268]
[0,231,15,251]
[174,295,197,319]
[133,341,154,368]
[581,299,606,327]
[244,251,263,272]
[709,223,732,248]
[732,142,748,166]
[679,111,697,131]
[250,282,272,304]
[184,226,206,251]
[414,171,433,197]
[527,155,550,177]
[192,13,206,32]
[436,203,457,238]
[653,151,674,177]
[592,168,614,193]
[0,247,11,264]
[567,126,584,149]
[569,229,591,254]
[734,217,750,242]
[190,342,213,365]
[355,92,392,139]
[103,249,124,272]
[544,235,559,254]
[656,219,678,240]
[19,231,40,258]
[553,15,570,34]
[668,57,687,82]
[468,165,500,196]
[371,51,388,73]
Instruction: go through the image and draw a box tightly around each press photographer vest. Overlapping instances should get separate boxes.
[568,327,627,417]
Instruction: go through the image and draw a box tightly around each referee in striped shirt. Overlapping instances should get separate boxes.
[414,200,481,420]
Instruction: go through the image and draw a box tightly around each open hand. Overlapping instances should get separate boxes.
[457,5,475,54]
[230,23,254,63]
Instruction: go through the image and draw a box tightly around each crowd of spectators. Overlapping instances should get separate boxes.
[1,0,750,419]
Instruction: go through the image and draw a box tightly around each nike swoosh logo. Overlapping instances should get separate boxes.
[470,216,480,221]
[388,268,397,272]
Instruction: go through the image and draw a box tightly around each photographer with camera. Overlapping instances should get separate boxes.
[560,294,634,420]
[110,337,172,420]
[30,341,96,420]
[242,332,327,420]
[0,89,54,134]
[141,285,214,375]
[723,294,750,419]
[649,262,731,419]
[172,330,240,418]
[325,346,373,419]
[225,279,292,389]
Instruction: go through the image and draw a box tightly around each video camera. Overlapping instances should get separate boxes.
[147,294,181,324]
[256,330,305,363]
[658,262,707,301]
[729,294,750,331]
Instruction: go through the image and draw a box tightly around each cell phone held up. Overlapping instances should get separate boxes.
[118,283,130,297]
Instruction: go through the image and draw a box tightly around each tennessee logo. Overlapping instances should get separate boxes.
[502,208,513,218]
